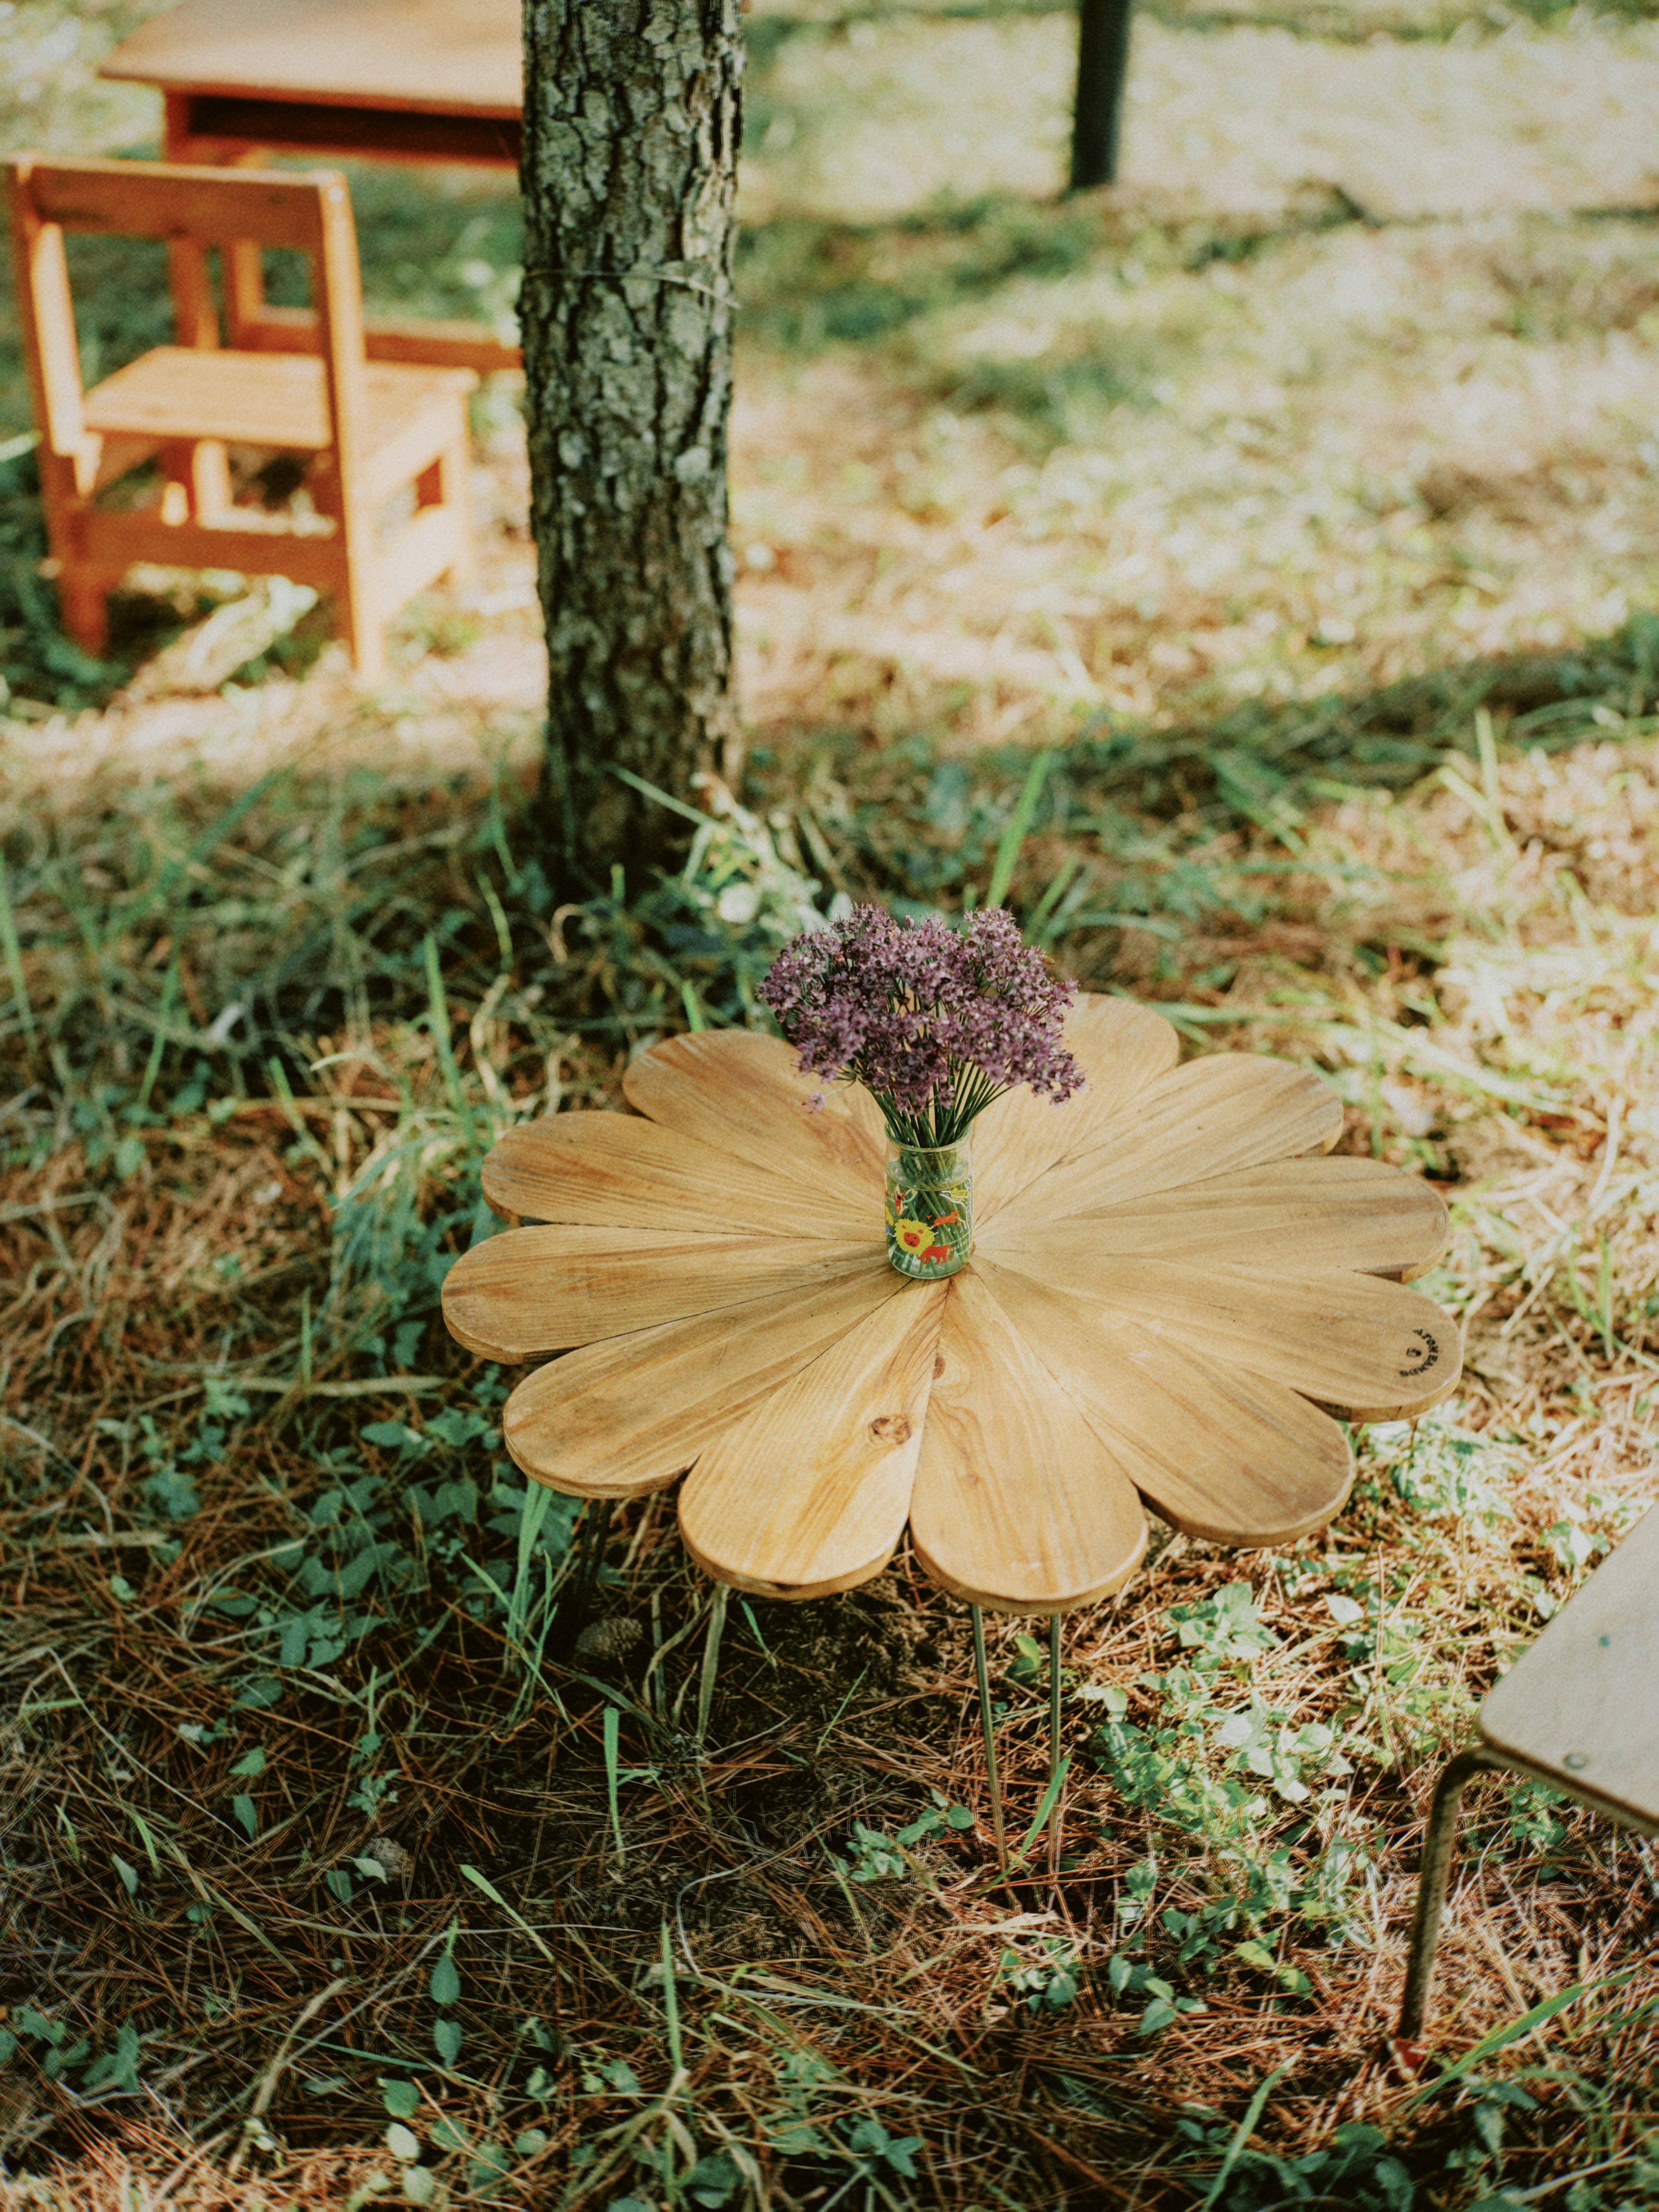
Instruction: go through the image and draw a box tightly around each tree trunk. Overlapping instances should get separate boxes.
[520,1,743,893]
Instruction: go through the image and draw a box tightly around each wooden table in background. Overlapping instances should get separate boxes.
[101,0,522,374]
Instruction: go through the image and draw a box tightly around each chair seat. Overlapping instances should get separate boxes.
[1479,1503,1659,1833]
[82,346,475,454]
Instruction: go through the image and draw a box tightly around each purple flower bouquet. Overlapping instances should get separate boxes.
[759,906,1083,1279]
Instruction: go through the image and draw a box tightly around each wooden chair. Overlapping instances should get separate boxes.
[5,153,477,681]
[1397,1503,1659,2048]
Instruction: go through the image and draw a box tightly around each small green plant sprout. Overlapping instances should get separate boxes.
[9,2004,88,2082]
[840,2117,924,2183]
[385,2119,422,2165]
[6,2004,143,2095]
[1176,2110,1412,2212]
[518,2015,563,2100]
[430,1918,463,2067]
[1443,2072,1550,2190]
[839,1821,906,1881]
[1166,1583,1280,1670]
[996,1934,1082,2015]
[1076,1681,1129,1717]
[1366,1416,1517,1530]
[765,2049,924,2191]
[346,1694,401,1820]
[1118,1855,1159,1931]
[1499,1777,1573,1853]
[681,2148,746,2206]
[1213,1699,1352,1804]
[1232,1936,1315,1999]
[463,2138,513,2199]
[227,1741,266,1840]
[579,2052,644,2098]
[837,1795,974,1881]
[1105,1952,1207,2037]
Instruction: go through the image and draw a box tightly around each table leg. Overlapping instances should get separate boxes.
[1396,1744,1505,2047]
[1070,0,1134,191]
[563,1495,615,1646]
[696,1583,730,1744]
[159,94,239,521]
[971,1605,1007,1870]
[1047,1610,1065,1872]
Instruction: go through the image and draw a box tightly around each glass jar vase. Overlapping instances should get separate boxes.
[884,1135,973,1280]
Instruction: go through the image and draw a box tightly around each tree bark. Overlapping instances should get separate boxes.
[520,1,743,893]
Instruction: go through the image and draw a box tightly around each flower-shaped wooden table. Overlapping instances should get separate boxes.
[442,995,1461,1843]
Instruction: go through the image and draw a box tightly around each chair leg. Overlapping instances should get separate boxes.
[334,554,385,683]
[1397,1745,1504,2046]
[57,568,111,657]
[417,425,477,592]
[161,440,231,523]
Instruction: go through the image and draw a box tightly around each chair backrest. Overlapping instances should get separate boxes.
[5,155,367,491]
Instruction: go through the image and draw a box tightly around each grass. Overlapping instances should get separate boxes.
[3,0,1659,2206]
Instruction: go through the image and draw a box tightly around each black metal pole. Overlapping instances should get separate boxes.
[970,1606,1007,1870]
[1396,1745,1503,2047]
[1047,1610,1065,1873]
[1070,0,1134,192]
[559,1495,615,1649]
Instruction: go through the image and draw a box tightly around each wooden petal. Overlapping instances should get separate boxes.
[502,1261,908,1498]
[985,1249,1462,1420]
[983,1154,1450,1283]
[973,993,1181,1227]
[970,1258,1353,1545]
[679,1280,946,1598]
[623,1030,882,1218]
[829,1077,891,1157]
[908,1271,1147,1613]
[480,1110,871,1240]
[442,1224,876,1361]
[994,1053,1344,1231]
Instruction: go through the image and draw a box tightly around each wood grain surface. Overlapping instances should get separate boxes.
[441,1223,874,1361]
[680,1281,946,1599]
[1479,1505,1659,1832]
[102,0,521,114]
[983,1250,1462,1419]
[480,1109,875,1240]
[80,347,471,452]
[502,1260,906,1498]
[981,1154,1451,1281]
[624,1031,883,1211]
[444,1011,1467,1613]
[972,993,1182,1227]
[1000,1054,1344,1232]
[970,1258,1354,1545]
[830,1077,892,1157]
[909,1273,1147,1612]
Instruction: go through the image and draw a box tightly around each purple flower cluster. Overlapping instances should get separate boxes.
[758,905,1083,1146]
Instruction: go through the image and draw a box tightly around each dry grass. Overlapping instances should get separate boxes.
[742,9,1659,225]
[3,2,1659,2207]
